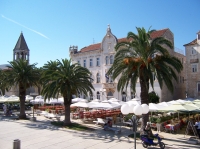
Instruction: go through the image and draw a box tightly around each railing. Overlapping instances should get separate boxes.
[103,83,116,89]
[190,59,199,63]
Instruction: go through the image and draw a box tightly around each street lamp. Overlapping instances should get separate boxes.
[121,102,149,149]
[30,94,37,121]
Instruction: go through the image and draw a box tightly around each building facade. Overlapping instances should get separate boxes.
[70,25,186,102]
[184,31,200,98]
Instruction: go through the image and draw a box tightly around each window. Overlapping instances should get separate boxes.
[131,92,135,99]
[105,56,109,65]
[83,60,86,68]
[192,64,197,72]
[110,55,113,64]
[197,82,200,92]
[122,92,126,102]
[90,94,93,100]
[191,48,197,55]
[90,59,93,67]
[96,72,100,83]
[198,34,200,40]
[109,74,113,83]
[90,74,93,83]
[97,92,100,99]
[105,73,109,83]
[77,60,80,65]
[96,57,100,66]
[107,91,113,97]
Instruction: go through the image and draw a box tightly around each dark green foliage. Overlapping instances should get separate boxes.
[149,91,160,103]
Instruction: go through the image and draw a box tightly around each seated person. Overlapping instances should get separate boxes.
[103,118,112,130]
[179,118,184,129]
[144,122,155,144]
[171,118,174,124]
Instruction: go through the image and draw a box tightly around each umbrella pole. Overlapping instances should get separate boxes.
[178,112,179,120]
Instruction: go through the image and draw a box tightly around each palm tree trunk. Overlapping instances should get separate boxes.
[63,97,71,125]
[19,85,26,119]
[140,75,149,130]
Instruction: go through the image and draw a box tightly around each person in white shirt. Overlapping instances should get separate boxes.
[195,121,200,139]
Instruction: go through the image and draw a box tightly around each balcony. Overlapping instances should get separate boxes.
[103,83,116,89]
[190,59,199,63]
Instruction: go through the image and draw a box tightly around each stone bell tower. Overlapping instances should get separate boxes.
[13,32,30,63]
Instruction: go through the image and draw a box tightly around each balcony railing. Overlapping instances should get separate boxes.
[103,83,116,89]
[190,59,199,63]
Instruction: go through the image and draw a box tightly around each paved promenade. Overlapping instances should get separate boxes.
[0,114,199,149]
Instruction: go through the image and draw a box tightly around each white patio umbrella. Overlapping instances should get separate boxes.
[192,102,200,109]
[90,99,100,103]
[58,97,64,104]
[71,102,89,108]
[158,101,171,107]
[108,98,126,105]
[149,103,165,112]
[160,103,187,112]
[176,99,187,104]
[31,95,44,104]
[71,98,86,103]
[167,100,180,105]
[127,98,141,105]
[48,98,63,104]
[25,95,34,102]
[108,98,118,101]
[193,99,200,103]
[5,95,19,103]
[89,100,121,109]
[0,96,8,103]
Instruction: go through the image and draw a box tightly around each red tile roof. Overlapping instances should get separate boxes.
[80,43,101,52]
[79,29,169,53]
[150,29,168,39]
[183,39,197,46]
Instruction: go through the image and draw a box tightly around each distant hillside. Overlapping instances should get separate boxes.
[0,64,10,70]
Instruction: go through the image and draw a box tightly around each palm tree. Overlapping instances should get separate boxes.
[41,59,94,125]
[0,69,11,95]
[107,27,183,128]
[5,59,40,119]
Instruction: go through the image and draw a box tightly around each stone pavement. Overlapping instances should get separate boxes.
[0,114,199,149]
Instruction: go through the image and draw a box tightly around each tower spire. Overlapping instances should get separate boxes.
[13,32,30,63]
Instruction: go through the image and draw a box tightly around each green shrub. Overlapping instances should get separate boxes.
[149,91,160,103]
[150,117,157,123]
[124,114,133,121]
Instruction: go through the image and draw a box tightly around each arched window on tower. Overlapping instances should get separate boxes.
[96,72,100,83]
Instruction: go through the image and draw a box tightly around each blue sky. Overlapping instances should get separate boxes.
[0,0,199,67]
